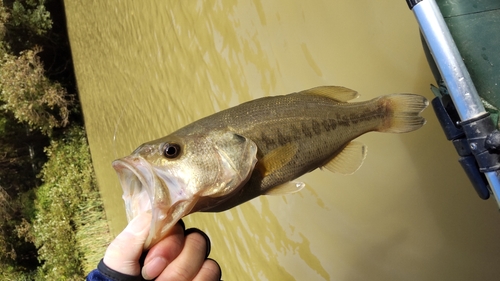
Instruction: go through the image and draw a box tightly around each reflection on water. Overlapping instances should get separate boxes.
[186,195,330,280]
[65,0,500,280]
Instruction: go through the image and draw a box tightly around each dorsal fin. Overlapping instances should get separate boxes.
[299,86,359,102]
[322,141,367,175]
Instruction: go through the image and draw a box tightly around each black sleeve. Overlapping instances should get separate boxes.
[86,259,144,281]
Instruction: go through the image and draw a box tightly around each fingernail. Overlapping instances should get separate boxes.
[141,256,167,280]
[184,228,211,258]
[206,258,222,280]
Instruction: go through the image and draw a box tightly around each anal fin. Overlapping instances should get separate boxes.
[265,181,305,195]
[322,141,367,175]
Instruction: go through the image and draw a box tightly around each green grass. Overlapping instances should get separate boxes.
[32,126,112,280]
[0,2,110,279]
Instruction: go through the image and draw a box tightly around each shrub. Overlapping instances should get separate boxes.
[0,0,73,136]
[0,47,72,135]
[0,186,16,264]
[0,186,38,279]
[33,126,111,280]
[1,0,52,53]
[10,0,52,36]
[0,1,108,279]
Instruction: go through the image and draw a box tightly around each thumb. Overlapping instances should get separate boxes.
[103,212,152,276]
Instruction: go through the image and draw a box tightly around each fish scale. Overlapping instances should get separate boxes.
[112,86,428,248]
[198,94,395,211]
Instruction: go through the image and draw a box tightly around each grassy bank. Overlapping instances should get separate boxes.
[1,125,113,280]
[0,1,113,280]
[33,126,112,279]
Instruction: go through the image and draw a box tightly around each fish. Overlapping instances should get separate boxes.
[112,86,428,249]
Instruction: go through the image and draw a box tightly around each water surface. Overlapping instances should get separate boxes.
[65,1,500,280]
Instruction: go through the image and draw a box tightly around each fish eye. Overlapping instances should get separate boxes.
[163,143,181,158]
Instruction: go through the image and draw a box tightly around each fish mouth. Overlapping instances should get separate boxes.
[112,157,171,249]
[112,158,154,221]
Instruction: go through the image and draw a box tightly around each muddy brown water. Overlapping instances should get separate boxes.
[65,1,500,280]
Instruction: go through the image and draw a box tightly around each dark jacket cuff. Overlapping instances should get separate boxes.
[97,259,143,281]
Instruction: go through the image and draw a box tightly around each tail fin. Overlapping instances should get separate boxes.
[377,94,428,133]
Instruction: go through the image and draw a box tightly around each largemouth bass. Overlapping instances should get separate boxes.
[112,86,428,249]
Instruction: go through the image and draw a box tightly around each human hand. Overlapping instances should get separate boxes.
[102,212,221,281]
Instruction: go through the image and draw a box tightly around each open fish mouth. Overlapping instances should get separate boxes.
[112,157,171,249]
[112,158,154,221]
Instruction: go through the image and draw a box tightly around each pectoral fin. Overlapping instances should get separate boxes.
[322,141,367,175]
[300,86,359,102]
[265,181,305,195]
[257,142,298,177]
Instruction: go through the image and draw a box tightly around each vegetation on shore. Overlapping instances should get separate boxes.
[0,0,112,279]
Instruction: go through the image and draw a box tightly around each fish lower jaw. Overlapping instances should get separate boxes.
[144,208,171,249]
[112,157,157,219]
[124,189,153,221]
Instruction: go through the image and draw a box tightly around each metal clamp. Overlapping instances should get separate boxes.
[409,0,500,207]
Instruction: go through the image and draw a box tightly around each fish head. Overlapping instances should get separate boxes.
[112,130,258,249]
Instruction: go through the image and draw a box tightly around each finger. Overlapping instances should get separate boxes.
[156,229,210,281]
[184,228,211,258]
[103,212,152,276]
[141,220,186,280]
[192,259,222,281]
